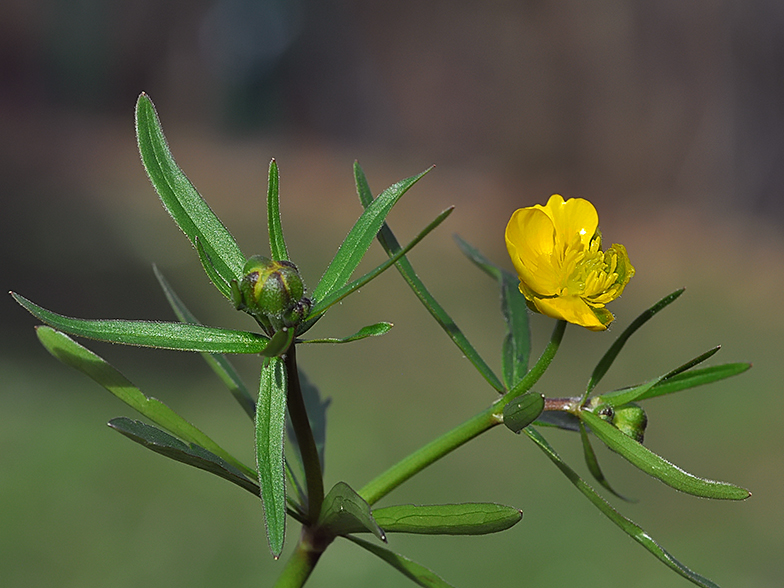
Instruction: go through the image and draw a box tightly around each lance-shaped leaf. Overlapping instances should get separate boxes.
[345,535,456,588]
[35,326,257,479]
[580,411,750,500]
[454,235,531,391]
[266,159,289,261]
[135,93,245,293]
[579,422,635,502]
[299,322,393,344]
[355,163,503,393]
[309,207,453,318]
[195,237,231,299]
[256,357,288,557]
[312,167,431,305]
[13,293,274,354]
[502,391,545,433]
[109,417,259,495]
[525,427,725,588]
[584,288,685,401]
[372,503,522,535]
[453,235,503,281]
[154,265,256,419]
[635,362,751,402]
[319,482,385,542]
[595,347,721,408]
[500,271,531,391]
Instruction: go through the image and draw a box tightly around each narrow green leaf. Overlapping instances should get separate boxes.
[153,265,255,419]
[135,93,245,289]
[525,427,725,588]
[195,237,231,299]
[502,391,545,433]
[319,482,385,542]
[596,347,721,408]
[300,322,393,344]
[256,357,288,557]
[14,293,270,354]
[109,417,259,495]
[455,234,532,390]
[372,503,522,535]
[453,234,503,281]
[636,363,751,401]
[345,535,456,588]
[355,163,504,393]
[501,271,531,389]
[312,167,432,304]
[261,328,295,357]
[35,326,256,479]
[580,411,750,500]
[266,159,289,261]
[584,289,685,400]
[580,422,635,502]
[309,207,453,317]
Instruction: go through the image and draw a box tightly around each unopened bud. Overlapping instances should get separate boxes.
[233,255,311,332]
[595,402,648,444]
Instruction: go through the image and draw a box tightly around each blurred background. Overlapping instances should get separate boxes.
[2,1,782,586]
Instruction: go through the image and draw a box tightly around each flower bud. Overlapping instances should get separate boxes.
[595,402,648,443]
[233,255,311,332]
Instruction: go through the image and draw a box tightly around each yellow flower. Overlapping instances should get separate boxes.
[505,194,634,330]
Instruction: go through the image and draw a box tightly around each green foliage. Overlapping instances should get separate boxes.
[136,93,245,297]
[371,503,523,535]
[502,391,545,433]
[256,357,288,557]
[109,417,259,495]
[318,482,386,541]
[580,411,749,500]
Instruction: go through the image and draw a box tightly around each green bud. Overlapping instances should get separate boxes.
[233,255,311,332]
[595,402,648,443]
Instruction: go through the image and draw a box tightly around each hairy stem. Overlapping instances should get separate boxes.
[273,529,331,588]
[285,345,324,521]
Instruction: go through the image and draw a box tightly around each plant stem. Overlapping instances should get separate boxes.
[503,320,567,402]
[273,530,330,588]
[358,406,500,506]
[358,320,567,506]
[285,345,324,521]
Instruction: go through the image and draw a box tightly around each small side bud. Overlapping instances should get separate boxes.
[594,402,648,443]
[236,255,310,332]
[612,403,648,443]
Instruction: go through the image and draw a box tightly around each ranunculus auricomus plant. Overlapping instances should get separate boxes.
[12,94,751,588]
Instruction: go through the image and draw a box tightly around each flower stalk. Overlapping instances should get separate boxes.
[358,320,567,506]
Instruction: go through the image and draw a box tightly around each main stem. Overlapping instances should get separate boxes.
[285,345,324,521]
[273,528,332,588]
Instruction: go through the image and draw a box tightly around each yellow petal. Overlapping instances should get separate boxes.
[532,295,610,331]
[505,208,563,296]
[537,195,598,250]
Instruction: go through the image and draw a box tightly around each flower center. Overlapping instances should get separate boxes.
[561,237,619,302]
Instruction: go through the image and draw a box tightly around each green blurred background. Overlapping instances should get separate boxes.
[2,1,782,586]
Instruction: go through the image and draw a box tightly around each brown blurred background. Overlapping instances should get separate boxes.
[2,1,782,587]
